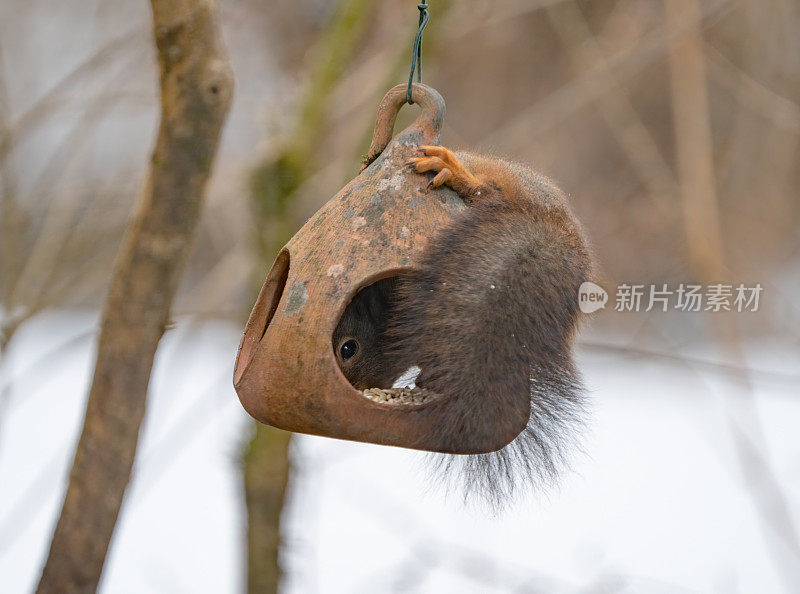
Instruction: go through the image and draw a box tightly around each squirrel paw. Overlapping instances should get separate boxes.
[407,146,484,199]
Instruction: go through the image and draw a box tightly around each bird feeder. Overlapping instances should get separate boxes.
[233,83,528,454]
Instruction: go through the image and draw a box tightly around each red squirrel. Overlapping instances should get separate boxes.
[333,145,594,505]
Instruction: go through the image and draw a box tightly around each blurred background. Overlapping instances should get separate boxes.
[1,0,799,592]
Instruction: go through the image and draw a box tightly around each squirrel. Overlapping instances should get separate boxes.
[333,145,594,506]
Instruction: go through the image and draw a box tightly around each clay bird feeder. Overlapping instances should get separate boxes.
[233,83,527,454]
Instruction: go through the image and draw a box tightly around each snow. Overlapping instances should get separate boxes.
[0,310,798,593]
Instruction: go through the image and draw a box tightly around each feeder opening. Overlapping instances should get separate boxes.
[234,249,290,385]
[332,276,438,406]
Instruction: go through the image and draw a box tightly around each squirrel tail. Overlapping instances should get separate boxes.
[389,187,592,507]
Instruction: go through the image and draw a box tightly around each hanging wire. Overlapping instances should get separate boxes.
[406,2,430,104]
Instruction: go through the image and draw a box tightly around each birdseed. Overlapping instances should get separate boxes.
[362,386,437,405]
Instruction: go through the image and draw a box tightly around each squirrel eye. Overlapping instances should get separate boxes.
[340,339,359,361]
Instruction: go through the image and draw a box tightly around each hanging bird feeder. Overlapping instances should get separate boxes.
[233,83,528,454]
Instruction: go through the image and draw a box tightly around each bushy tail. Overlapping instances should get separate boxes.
[389,190,592,507]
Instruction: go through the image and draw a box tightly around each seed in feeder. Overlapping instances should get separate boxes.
[361,386,437,406]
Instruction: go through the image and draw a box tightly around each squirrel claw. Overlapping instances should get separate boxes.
[408,146,484,198]
[429,168,453,188]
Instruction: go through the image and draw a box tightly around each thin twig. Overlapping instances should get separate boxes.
[544,2,677,202]
[484,0,733,150]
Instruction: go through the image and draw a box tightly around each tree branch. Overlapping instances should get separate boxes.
[243,2,378,592]
[36,1,233,591]
[665,0,800,589]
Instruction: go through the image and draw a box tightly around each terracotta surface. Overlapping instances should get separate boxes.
[233,83,526,454]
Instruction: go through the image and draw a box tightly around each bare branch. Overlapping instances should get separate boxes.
[544,2,677,202]
[484,0,733,150]
[35,1,233,591]
[665,0,800,589]
[243,1,380,592]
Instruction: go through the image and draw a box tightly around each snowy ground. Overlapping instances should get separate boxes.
[0,310,798,593]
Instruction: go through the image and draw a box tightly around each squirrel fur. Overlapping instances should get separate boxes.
[333,146,594,506]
